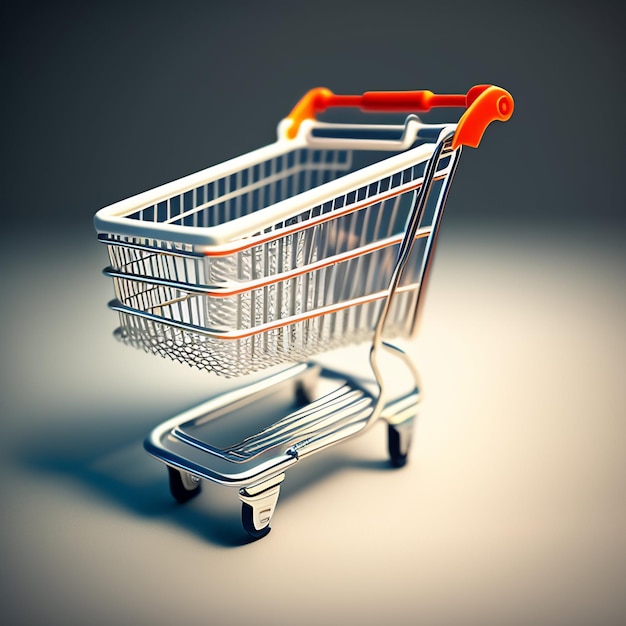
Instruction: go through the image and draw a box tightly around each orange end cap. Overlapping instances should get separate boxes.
[452,86,514,149]
[286,87,334,140]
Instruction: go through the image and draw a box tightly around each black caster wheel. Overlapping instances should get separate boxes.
[168,466,202,503]
[241,503,271,540]
[387,423,409,468]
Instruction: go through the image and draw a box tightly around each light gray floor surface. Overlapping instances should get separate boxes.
[1,223,624,626]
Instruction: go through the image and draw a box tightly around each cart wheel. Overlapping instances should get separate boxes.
[388,423,411,468]
[168,466,202,503]
[242,503,271,539]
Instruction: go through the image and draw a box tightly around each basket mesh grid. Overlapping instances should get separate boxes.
[115,289,417,377]
[112,237,426,332]
[125,148,353,229]
[103,140,450,376]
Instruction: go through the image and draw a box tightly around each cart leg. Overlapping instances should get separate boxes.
[239,473,285,539]
[168,465,202,503]
[387,419,415,468]
[294,363,320,405]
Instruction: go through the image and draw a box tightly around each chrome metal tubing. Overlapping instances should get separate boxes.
[367,130,458,428]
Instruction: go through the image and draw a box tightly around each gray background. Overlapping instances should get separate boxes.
[2,0,624,233]
[1,2,624,625]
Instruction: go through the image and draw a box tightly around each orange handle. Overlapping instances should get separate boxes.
[285,84,514,148]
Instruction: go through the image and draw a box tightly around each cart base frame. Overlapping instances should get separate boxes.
[144,361,419,539]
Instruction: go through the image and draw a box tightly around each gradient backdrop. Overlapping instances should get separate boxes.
[1,2,624,625]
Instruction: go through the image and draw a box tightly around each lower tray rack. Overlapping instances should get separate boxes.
[144,361,419,539]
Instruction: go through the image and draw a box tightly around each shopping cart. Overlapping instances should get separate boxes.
[95,84,513,539]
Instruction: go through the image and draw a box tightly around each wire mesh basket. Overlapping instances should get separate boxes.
[98,118,459,376]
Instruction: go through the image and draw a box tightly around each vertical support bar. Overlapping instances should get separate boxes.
[410,146,462,336]
[371,129,457,353]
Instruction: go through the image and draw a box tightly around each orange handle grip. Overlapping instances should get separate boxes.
[285,84,514,148]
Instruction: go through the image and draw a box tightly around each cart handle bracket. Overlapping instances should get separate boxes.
[285,84,514,148]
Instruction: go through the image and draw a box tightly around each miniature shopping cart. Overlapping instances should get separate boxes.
[95,84,513,539]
